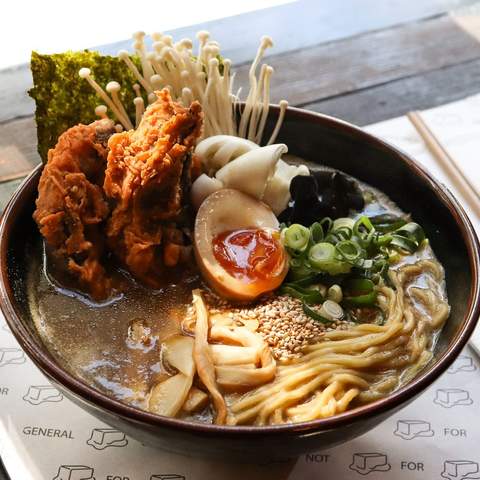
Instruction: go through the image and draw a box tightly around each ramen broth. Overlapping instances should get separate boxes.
[28,255,199,408]
[27,169,448,422]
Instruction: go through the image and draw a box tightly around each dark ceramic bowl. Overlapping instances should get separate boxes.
[1,106,479,462]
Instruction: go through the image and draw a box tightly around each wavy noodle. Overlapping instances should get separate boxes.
[227,258,450,425]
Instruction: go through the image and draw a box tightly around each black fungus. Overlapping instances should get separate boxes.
[278,170,365,225]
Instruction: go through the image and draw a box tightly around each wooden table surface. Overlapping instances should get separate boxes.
[1,0,480,476]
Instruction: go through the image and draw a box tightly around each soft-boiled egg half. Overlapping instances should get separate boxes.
[194,189,288,301]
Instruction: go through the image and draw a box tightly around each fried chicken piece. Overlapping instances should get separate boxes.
[104,89,203,284]
[33,119,116,299]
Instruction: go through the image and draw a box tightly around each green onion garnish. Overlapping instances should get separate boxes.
[302,303,334,324]
[308,242,335,268]
[336,240,363,263]
[280,284,324,305]
[308,243,352,275]
[369,213,407,233]
[390,235,417,253]
[395,222,425,243]
[310,222,324,243]
[353,216,375,246]
[284,224,311,252]
[343,278,377,306]
[281,214,427,323]
[333,217,355,231]
[288,274,325,287]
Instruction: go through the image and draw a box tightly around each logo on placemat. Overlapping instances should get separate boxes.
[394,419,434,440]
[447,355,477,374]
[441,460,480,480]
[349,453,391,475]
[86,428,128,450]
[434,389,473,408]
[53,465,95,480]
[0,347,25,367]
[23,385,63,405]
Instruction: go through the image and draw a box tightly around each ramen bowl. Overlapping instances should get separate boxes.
[1,106,479,462]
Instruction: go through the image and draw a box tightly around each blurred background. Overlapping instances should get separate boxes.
[0,0,292,69]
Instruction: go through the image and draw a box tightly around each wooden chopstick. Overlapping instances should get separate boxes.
[407,110,480,218]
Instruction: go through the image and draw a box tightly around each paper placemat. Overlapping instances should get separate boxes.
[1,95,480,480]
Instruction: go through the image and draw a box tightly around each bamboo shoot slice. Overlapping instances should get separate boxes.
[163,335,195,377]
[210,345,259,365]
[192,289,227,424]
[148,373,193,417]
[210,314,259,332]
[216,360,276,388]
[182,387,209,413]
[210,325,264,349]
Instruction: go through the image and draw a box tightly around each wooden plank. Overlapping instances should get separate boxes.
[0,117,40,181]
[305,57,480,126]
[4,56,480,185]
[0,0,478,123]
[0,178,23,213]
[0,65,33,123]
[102,0,478,62]
[234,14,480,106]
[1,14,480,189]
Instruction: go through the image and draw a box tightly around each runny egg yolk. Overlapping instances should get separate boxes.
[212,228,285,282]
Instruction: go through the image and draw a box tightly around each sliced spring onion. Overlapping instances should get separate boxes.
[374,234,393,247]
[390,235,417,253]
[333,217,355,231]
[361,259,374,269]
[288,273,325,287]
[335,240,363,263]
[325,226,352,244]
[288,263,315,281]
[282,215,425,316]
[310,222,324,243]
[284,224,310,251]
[319,300,344,320]
[353,216,375,247]
[344,291,377,306]
[308,243,352,275]
[374,257,389,275]
[344,278,375,293]
[343,278,377,306]
[388,222,426,253]
[280,285,324,304]
[395,222,425,244]
[311,283,328,298]
[302,303,334,324]
[369,213,407,233]
[319,217,333,235]
[308,242,335,267]
[327,284,343,303]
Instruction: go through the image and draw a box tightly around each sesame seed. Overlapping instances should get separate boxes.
[185,290,354,360]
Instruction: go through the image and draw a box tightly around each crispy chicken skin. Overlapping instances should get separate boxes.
[33,89,202,299]
[33,119,116,299]
[104,89,203,284]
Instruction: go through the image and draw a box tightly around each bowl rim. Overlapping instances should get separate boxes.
[1,104,479,437]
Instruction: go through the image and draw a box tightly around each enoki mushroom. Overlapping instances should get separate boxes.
[79,31,288,144]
